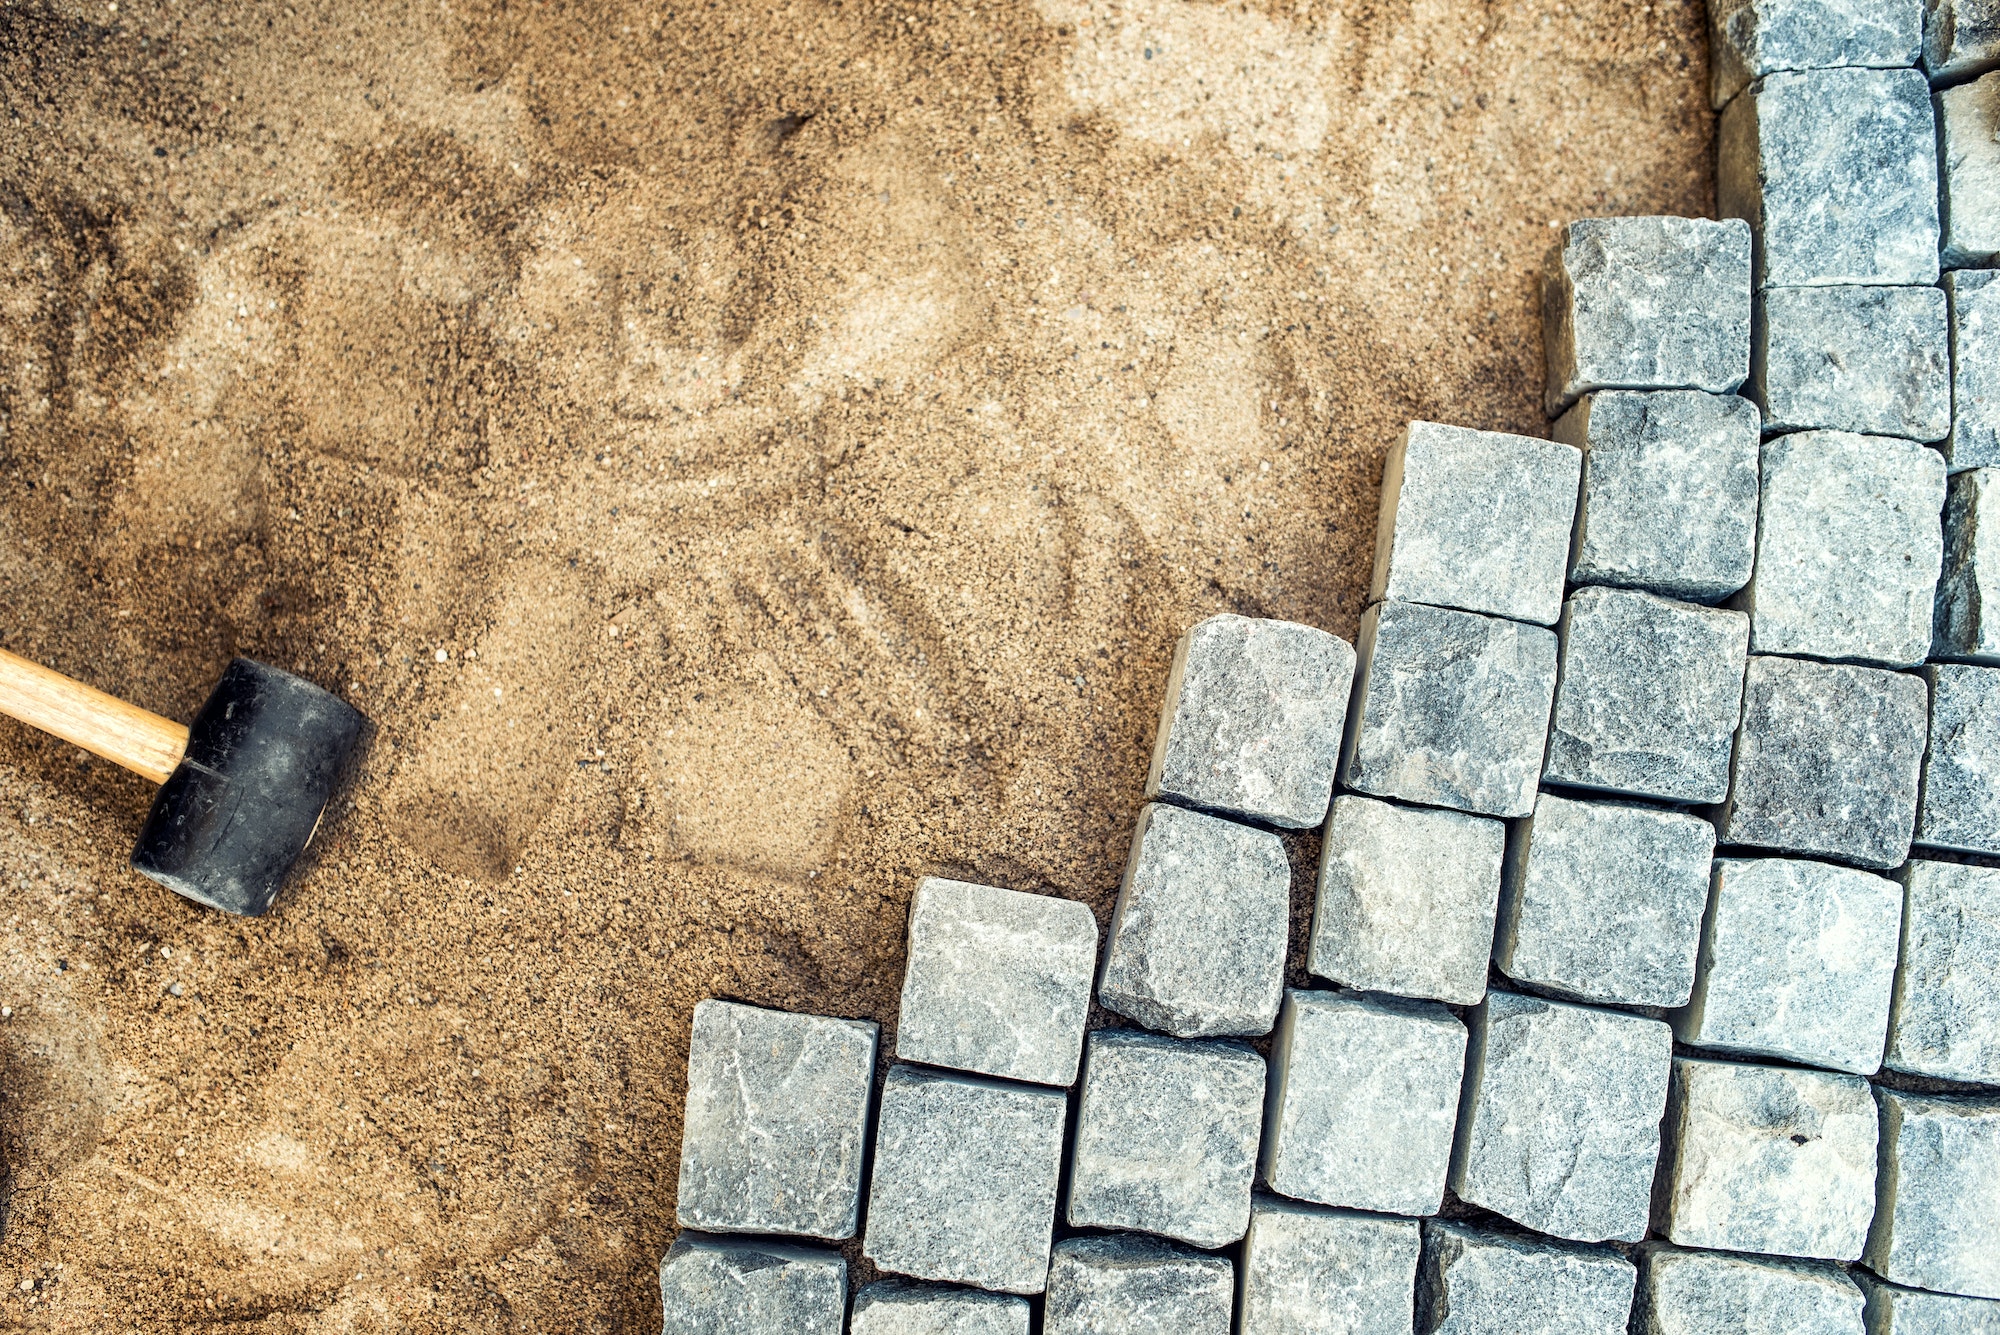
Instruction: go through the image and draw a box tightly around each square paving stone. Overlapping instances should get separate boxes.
[658,1233,847,1335]
[1066,1029,1265,1249]
[1916,665,2000,854]
[1718,655,1929,870]
[1260,989,1467,1217]
[1886,860,2000,1084]
[1677,857,1903,1075]
[1925,0,2000,82]
[1861,1277,2000,1334]
[1043,1236,1234,1335]
[848,1281,1029,1335]
[1866,1090,2000,1300]
[895,876,1098,1087]
[1339,600,1559,820]
[1541,217,1753,415]
[1708,0,1923,109]
[1553,390,1761,602]
[1719,68,1941,288]
[1310,795,1504,1006]
[1098,802,1290,1038]
[1739,431,1946,669]
[1944,270,2000,472]
[1542,586,1750,804]
[1659,1057,1879,1261]
[1239,1197,1420,1335]
[1495,793,1715,1009]
[862,1065,1068,1295]
[1417,1221,1637,1335]
[1935,468,2000,662]
[1635,1245,1865,1335]
[1939,72,2000,268]
[1449,991,1673,1244]
[1146,613,1357,830]
[1754,286,1952,442]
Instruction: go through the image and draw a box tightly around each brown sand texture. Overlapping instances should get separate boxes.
[0,0,1712,1328]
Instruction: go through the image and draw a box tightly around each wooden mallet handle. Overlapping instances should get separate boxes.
[0,647,190,785]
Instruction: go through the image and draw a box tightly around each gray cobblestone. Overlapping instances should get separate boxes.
[1754,286,1951,442]
[1885,860,2000,1085]
[1635,1246,1864,1335]
[1924,0,2000,84]
[1240,1197,1420,1335]
[1866,1090,2000,1300]
[1418,1222,1637,1335]
[1935,468,2000,662]
[1939,72,2000,267]
[847,1282,1029,1335]
[1916,664,2000,854]
[1043,1236,1233,1335]
[1944,270,2000,472]
[1708,0,1923,108]
[658,1233,847,1335]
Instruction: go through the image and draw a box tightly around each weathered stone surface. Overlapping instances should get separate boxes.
[1261,989,1466,1217]
[1368,420,1580,625]
[1925,0,2000,83]
[1740,431,1946,668]
[895,877,1097,1087]
[1917,665,2000,854]
[1719,68,1941,288]
[1941,75,2000,267]
[1450,991,1672,1244]
[1553,390,1761,602]
[1937,468,2000,661]
[862,1066,1067,1295]
[676,1001,879,1240]
[1709,0,1923,108]
[1635,1246,1864,1335]
[1542,217,1753,415]
[1098,802,1289,1039]
[1719,655,1929,869]
[1660,1057,1878,1261]
[1867,1090,2000,1300]
[848,1282,1030,1335]
[1043,1236,1234,1335]
[1066,1029,1265,1249]
[1145,614,1357,830]
[1339,600,1559,820]
[1543,586,1750,804]
[1862,1277,2000,1334]
[1240,1197,1420,1335]
[1678,857,1902,1074]
[1310,795,1503,1006]
[1495,793,1715,1009]
[1886,860,2000,1084]
[1944,270,2000,472]
[1755,286,1952,441]
[659,1233,847,1335]
[1417,1222,1637,1335]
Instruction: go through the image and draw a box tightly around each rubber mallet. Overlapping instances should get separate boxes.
[0,650,365,916]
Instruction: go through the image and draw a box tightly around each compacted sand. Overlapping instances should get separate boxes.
[0,0,1710,1328]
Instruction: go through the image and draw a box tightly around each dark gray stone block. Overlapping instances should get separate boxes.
[848,1282,1029,1335]
[1862,1277,2000,1334]
[1754,286,1952,442]
[1553,390,1761,602]
[1939,73,2000,267]
[1098,802,1290,1039]
[1885,860,2000,1084]
[1917,664,2000,854]
[1368,420,1581,625]
[1709,0,1923,108]
[1543,586,1751,804]
[1925,0,2000,83]
[1541,217,1753,415]
[1043,1236,1234,1335]
[1635,1246,1864,1335]
[1944,270,2000,472]
[1418,1221,1638,1335]
[1340,600,1559,820]
[1719,68,1941,288]
[1145,613,1357,830]
[676,1000,879,1240]
[862,1066,1067,1295]
[1240,1197,1420,1335]
[1935,468,2000,661]
[1719,655,1928,870]
[1866,1090,2000,1300]
[658,1233,847,1335]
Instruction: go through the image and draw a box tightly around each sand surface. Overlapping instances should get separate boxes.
[0,0,1710,1327]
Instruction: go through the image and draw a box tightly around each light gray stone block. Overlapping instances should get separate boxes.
[1754,286,1952,442]
[848,1282,1030,1335]
[1240,1197,1420,1335]
[1925,0,2000,83]
[1886,860,2000,1084]
[659,1233,847,1335]
[1417,1222,1638,1335]
[1145,613,1357,830]
[1709,0,1924,108]
[1719,655,1929,870]
[1866,1090,2000,1300]
[1098,802,1289,1039]
[1449,991,1673,1244]
[1495,793,1715,1009]
[1936,468,2000,661]
[1862,1277,2000,1334]
[1339,600,1559,820]
[1940,73,2000,267]
[862,1066,1067,1295]
[1261,989,1467,1217]
[1635,1246,1864,1335]
[1310,794,1504,1006]
[1043,1236,1234,1335]
[1541,217,1753,416]
[1660,1057,1878,1261]
[1719,68,1941,288]
[1066,1029,1265,1249]
[1677,857,1903,1074]
[1917,665,2000,854]
[1945,270,2000,472]
[1553,390,1761,602]
[1543,586,1750,804]
[676,1000,879,1241]
[895,876,1098,1087]
[1368,420,1581,625]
